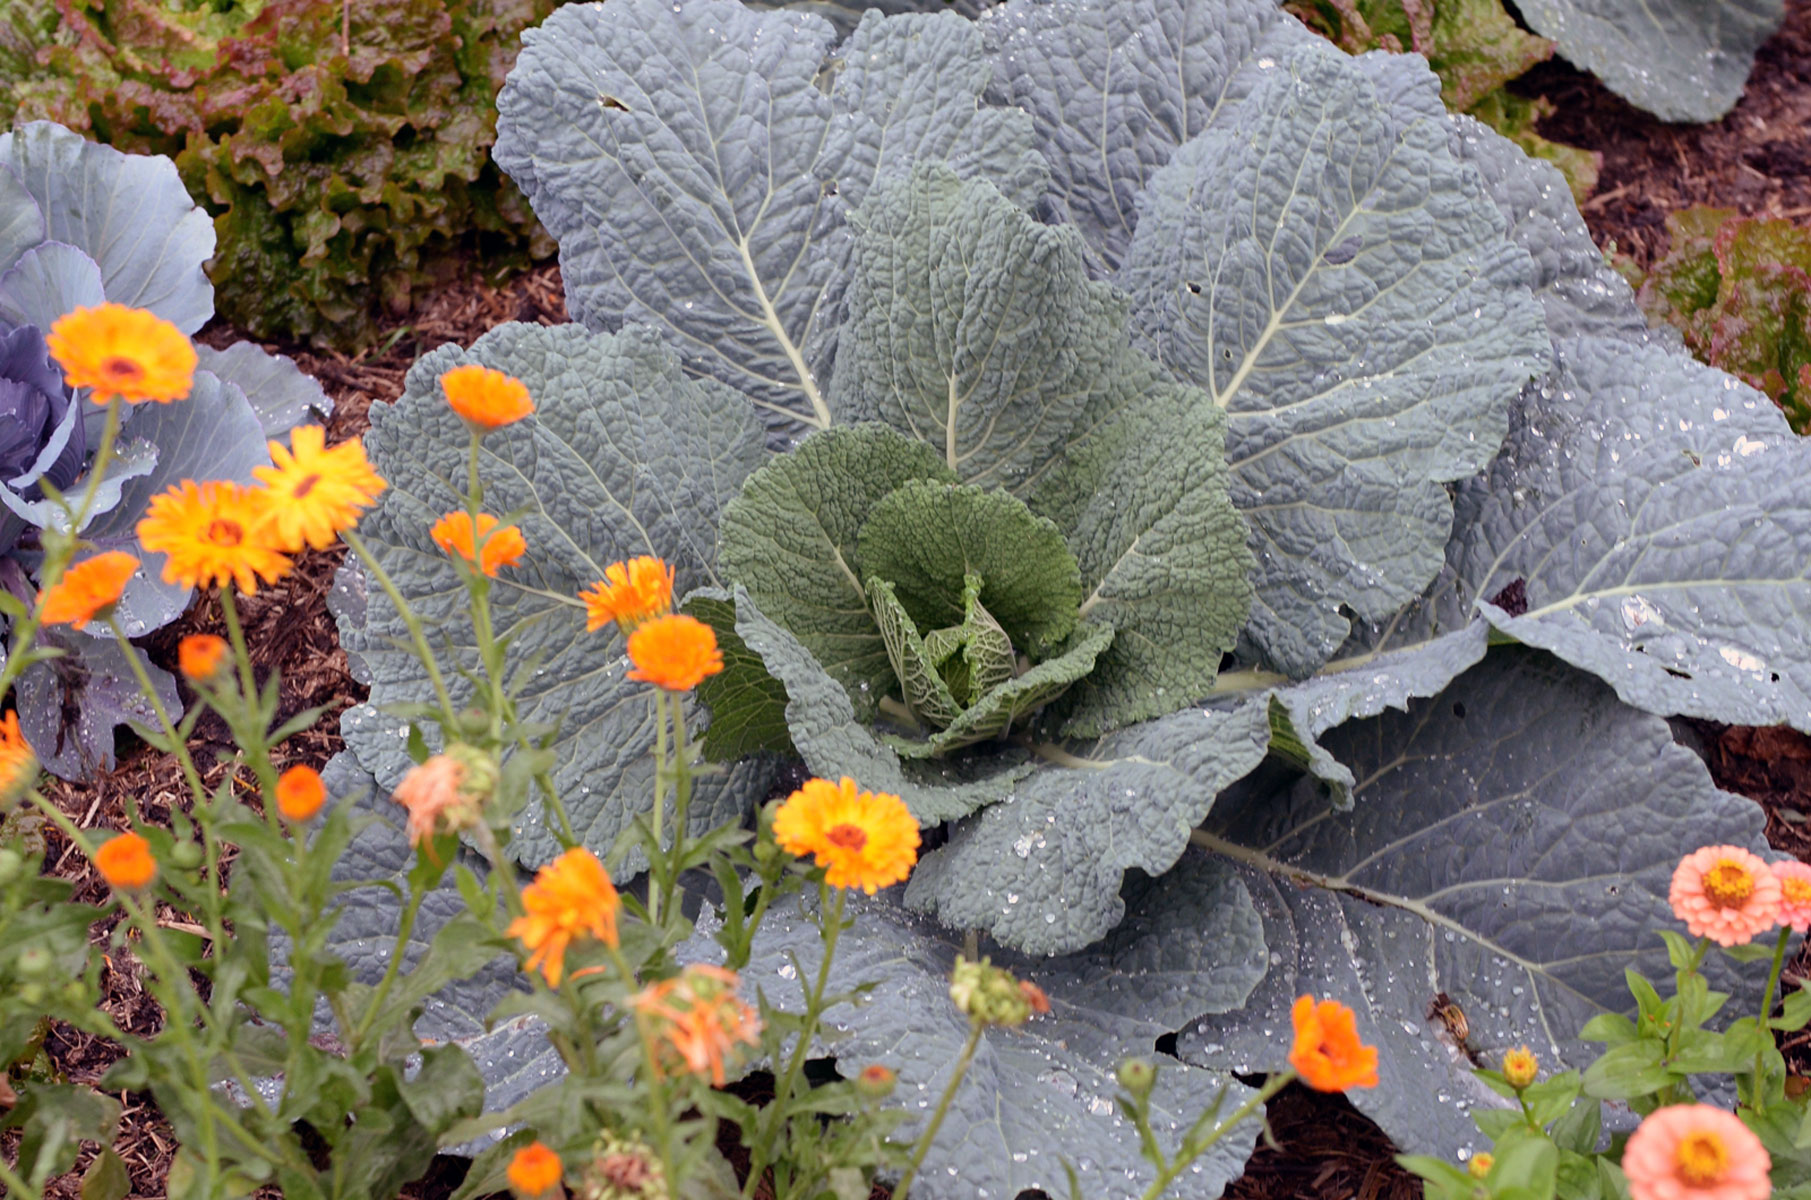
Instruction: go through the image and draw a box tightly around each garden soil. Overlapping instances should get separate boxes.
[12,1,1811,1193]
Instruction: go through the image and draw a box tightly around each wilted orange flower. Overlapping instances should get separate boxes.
[1502,1046,1539,1090]
[580,556,675,633]
[505,1141,562,1198]
[1019,980,1051,1015]
[38,552,139,628]
[178,634,229,682]
[93,831,157,890]
[505,847,621,987]
[275,765,327,822]
[442,364,534,430]
[252,426,387,551]
[138,480,292,594]
[1670,845,1781,947]
[1622,1104,1769,1200]
[393,754,472,846]
[46,303,196,404]
[772,776,920,894]
[1775,860,1811,932]
[631,964,762,1087]
[1289,996,1378,1092]
[0,711,36,798]
[430,512,526,577]
[625,613,722,691]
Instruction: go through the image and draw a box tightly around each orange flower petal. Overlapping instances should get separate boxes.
[625,613,723,692]
[39,552,139,628]
[46,304,196,404]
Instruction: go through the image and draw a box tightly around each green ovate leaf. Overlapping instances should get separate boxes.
[1182,648,1775,1159]
[718,424,955,720]
[495,0,1044,425]
[331,321,769,867]
[857,480,1081,655]
[1119,45,1549,679]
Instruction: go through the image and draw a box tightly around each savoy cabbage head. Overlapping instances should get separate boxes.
[0,121,330,777]
[330,0,1811,1192]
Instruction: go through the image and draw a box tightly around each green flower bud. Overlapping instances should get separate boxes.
[169,841,205,871]
[855,1064,898,1100]
[19,980,48,1007]
[1116,1057,1156,1096]
[16,945,54,977]
[445,741,501,806]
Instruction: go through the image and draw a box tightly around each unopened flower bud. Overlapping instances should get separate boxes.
[1468,1152,1493,1180]
[855,1064,898,1100]
[169,840,205,871]
[16,945,53,977]
[1117,1057,1156,1096]
[1502,1045,1538,1090]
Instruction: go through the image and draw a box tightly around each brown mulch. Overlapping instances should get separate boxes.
[13,0,1811,1191]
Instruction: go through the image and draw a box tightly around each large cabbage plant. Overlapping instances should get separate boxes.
[0,121,328,777]
[329,0,1811,1193]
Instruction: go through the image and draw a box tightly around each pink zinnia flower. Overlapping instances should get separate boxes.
[392,755,471,845]
[1669,845,1780,947]
[1774,860,1811,932]
[1622,1104,1769,1200]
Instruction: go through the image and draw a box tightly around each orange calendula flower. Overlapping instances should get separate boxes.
[93,831,157,890]
[1669,845,1781,947]
[505,1141,563,1198]
[38,552,139,628]
[393,754,473,846]
[1289,995,1379,1092]
[178,634,229,682]
[631,964,762,1087]
[0,711,37,798]
[138,480,292,594]
[1775,860,1811,932]
[625,613,723,692]
[505,847,621,988]
[1622,1104,1770,1200]
[580,556,675,633]
[430,512,526,577]
[252,426,387,552]
[46,303,196,404]
[442,364,534,431]
[771,776,920,894]
[275,765,327,822]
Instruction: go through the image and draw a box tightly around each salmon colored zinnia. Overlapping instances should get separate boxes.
[178,634,229,682]
[38,552,139,628]
[580,556,675,633]
[505,1141,562,1197]
[1289,995,1379,1092]
[1622,1104,1770,1200]
[1670,845,1782,947]
[1774,860,1811,933]
[93,831,157,890]
[630,964,762,1087]
[506,847,621,987]
[46,303,196,404]
[772,776,920,894]
[442,364,534,431]
[430,512,527,577]
[275,765,327,822]
[252,426,387,552]
[0,711,36,798]
[137,480,292,594]
[625,613,723,691]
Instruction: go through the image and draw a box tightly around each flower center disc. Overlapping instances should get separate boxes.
[101,356,145,383]
[1702,861,1755,908]
[206,519,245,548]
[1674,1130,1728,1186]
[1786,877,1811,906]
[293,472,322,499]
[825,823,868,852]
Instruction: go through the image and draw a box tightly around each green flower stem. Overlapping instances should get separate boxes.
[658,689,694,925]
[1136,1070,1294,1200]
[744,882,847,1198]
[347,883,428,1053]
[69,397,124,534]
[648,689,669,924]
[892,1017,986,1200]
[1751,924,1794,1113]
[341,529,459,727]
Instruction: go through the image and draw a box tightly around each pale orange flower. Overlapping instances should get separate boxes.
[505,1141,562,1198]
[1774,860,1811,932]
[1622,1104,1769,1200]
[631,964,762,1087]
[93,831,157,890]
[0,711,37,798]
[39,552,139,628]
[430,512,526,577]
[275,765,326,822]
[771,776,920,894]
[1670,845,1781,947]
[625,613,722,692]
[1289,995,1379,1092]
[505,847,621,987]
[178,634,229,682]
[47,303,196,404]
[580,556,675,633]
[392,755,472,846]
[442,364,534,431]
